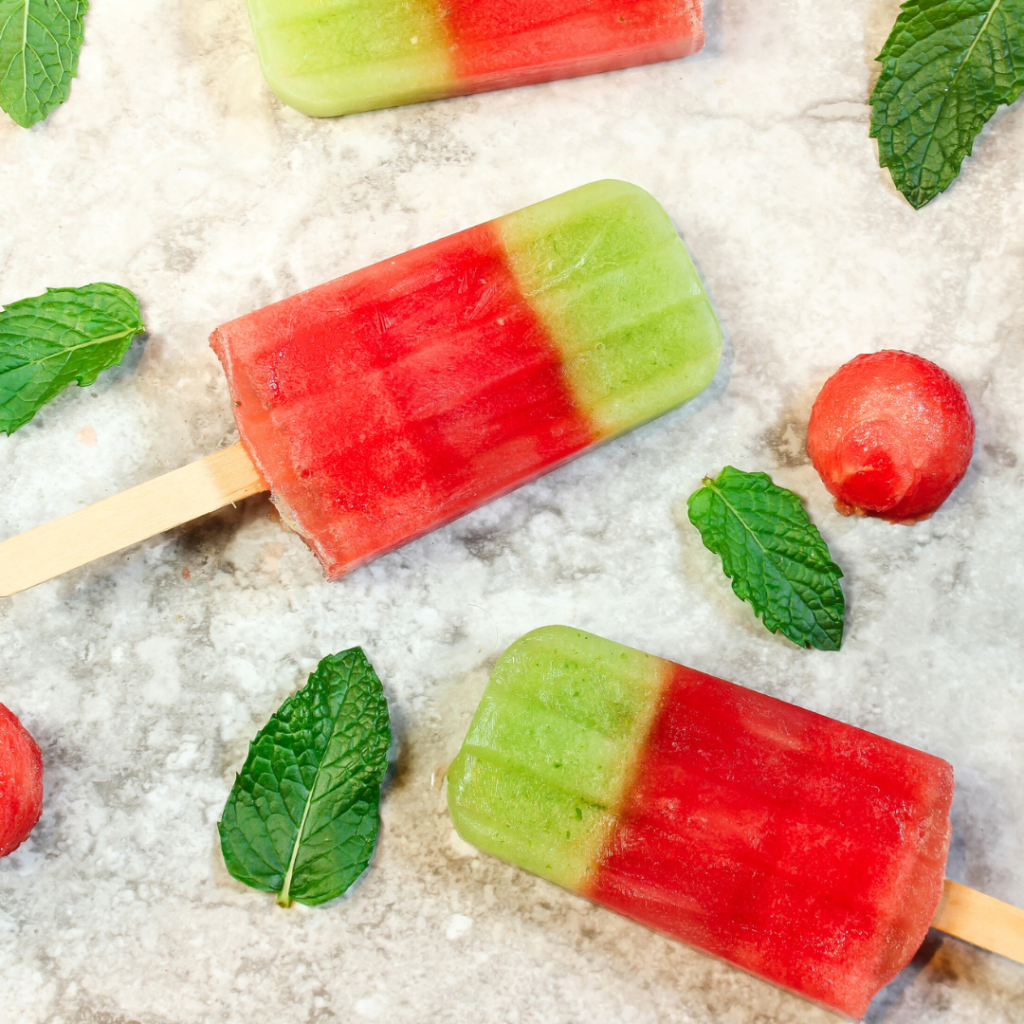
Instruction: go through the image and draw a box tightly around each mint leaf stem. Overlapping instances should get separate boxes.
[277,742,327,908]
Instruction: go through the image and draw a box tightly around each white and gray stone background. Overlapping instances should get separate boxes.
[2,1,1023,1022]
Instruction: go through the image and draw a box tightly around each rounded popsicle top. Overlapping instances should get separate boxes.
[499,180,723,438]
[446,625,670,890]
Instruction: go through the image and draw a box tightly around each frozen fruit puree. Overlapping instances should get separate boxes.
[0,704,43,859]
[447,626,953,1019]
[211,180,721,580]
[245,0,704,117]
[807,350,975,523]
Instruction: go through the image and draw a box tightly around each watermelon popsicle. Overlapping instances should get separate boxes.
[246,0,705,118]
[0,181,721,596]
[447,626,1022,1018]
[210,180,721,581]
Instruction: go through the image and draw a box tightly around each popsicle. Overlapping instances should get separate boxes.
[210,179,720,580]
[447,626,1024,1018]
[245,0,705,118]
[0,181,721,595]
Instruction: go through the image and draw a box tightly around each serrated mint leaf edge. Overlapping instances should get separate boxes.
[687,467,845,651]
[0,0,89,128]
[869,0,1024,208]
[0,283,145,434]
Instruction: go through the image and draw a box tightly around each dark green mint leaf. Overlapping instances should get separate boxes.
[0,283,145,435]
[0,0,89,128]
[688,467,845,651]
[219,648,392,908]
[869,0,1024,208]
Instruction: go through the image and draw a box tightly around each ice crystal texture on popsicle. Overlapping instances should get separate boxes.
[447,626,953,1019]
[244,0,705,117]
[211,180,721,580]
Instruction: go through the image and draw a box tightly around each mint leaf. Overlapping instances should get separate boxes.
[869,0,1024,208]
[0,283,145,435]
[687,467,845,651]
[0,1,89,128]
[218,648,392,908]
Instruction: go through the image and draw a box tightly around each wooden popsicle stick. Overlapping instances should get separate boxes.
[0,442,266,598]
[933,879,1024,965]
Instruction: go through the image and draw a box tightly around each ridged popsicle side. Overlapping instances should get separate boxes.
[446,626,667,890]
[211,220,593,579]
[445,0,704,94]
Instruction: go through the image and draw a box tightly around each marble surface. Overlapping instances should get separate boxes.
[2,1,1024,1021]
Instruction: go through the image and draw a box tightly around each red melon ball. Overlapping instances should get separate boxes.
[0,704,43,858]
[807,351,975,524]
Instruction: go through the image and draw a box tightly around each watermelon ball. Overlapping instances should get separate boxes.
[0,704,43,858]
[807,350,975,524]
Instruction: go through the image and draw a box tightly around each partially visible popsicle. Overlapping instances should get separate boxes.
[448,627,1020,1018]
[245,0,705,117]
[211,180,721,581]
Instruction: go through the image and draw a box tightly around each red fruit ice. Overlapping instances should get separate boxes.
[806,350,975,523]
[0,703,43,858]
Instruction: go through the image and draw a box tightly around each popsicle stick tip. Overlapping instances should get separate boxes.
[933,879,1024,966]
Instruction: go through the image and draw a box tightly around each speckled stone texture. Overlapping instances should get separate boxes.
[1,1,1023,1022]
